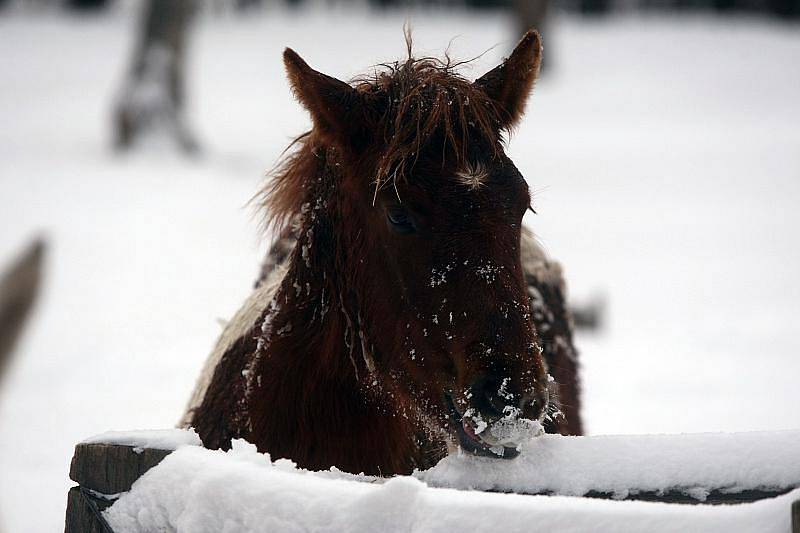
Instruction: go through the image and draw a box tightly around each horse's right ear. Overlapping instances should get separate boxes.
[283,48,372,150]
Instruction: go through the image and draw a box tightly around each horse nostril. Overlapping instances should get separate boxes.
[470,376,516,419]
[471,375,549,423]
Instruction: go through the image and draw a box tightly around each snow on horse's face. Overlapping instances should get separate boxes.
[370,148,549,457]
[283,32,550,457]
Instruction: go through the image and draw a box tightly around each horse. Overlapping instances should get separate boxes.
[181,30,582,476]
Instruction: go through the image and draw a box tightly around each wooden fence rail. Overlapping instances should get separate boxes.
[65,441,800,532]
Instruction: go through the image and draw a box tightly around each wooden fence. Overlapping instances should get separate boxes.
[64,440,800,533]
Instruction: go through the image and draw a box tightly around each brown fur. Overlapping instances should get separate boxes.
[185,31,581,476]
[475,30,542,129]
[263,32,542,234]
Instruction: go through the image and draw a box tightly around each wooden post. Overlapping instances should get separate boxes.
[64,488,114,533]
[64,443,174,533]
[792,498,800,533]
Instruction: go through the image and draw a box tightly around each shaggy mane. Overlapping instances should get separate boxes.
[260,41,505,234]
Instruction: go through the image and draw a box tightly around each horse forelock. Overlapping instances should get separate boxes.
[354,54,505,190]
[257,53,505,236]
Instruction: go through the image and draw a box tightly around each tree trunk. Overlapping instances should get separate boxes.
[67,0,108,10]
[514,0,551,71]
[114,0,198,153]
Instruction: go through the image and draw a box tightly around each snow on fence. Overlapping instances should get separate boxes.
[65,429,800,533]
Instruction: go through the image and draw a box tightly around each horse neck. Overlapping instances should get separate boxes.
[266,155,373,380]
[246,155,422,474]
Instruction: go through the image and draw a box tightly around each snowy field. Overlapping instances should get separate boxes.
[1,6,799,532]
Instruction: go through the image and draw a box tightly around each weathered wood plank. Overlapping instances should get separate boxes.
[65,441,800,533]
[70,442,795,506]
[64,486,114,533]
[582,488,795,505]
[69,443,172,495]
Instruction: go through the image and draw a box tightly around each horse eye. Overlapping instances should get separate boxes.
[386,208,415,234]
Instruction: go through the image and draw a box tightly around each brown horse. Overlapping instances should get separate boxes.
[181,30,582,476]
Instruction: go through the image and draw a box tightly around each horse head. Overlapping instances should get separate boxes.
[270,31,550,459]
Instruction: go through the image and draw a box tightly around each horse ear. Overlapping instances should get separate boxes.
[283,48,371,149]
[475,30,543,130]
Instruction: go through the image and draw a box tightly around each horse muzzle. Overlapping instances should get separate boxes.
[445,376,547,458]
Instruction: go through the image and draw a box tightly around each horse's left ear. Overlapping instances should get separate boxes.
[283,48,373,150]
[475,30,543,130]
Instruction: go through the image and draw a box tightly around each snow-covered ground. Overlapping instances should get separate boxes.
[0,7,799,532]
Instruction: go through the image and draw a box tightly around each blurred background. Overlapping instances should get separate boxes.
[0,0,798,530]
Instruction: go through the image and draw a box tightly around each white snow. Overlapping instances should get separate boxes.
[81,429,202,451]
[103,438,800,533]
[1,7,799,532]
[417,430,800,499]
